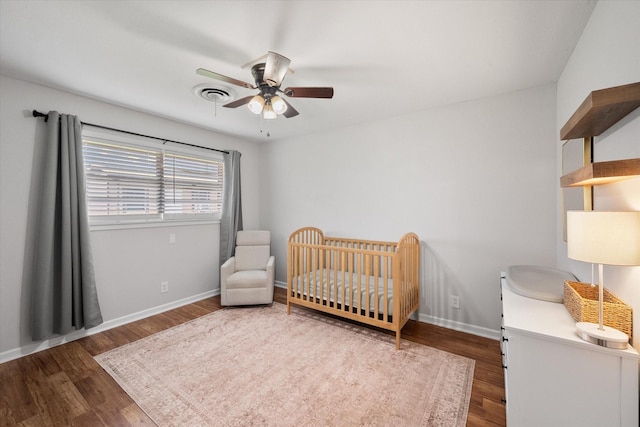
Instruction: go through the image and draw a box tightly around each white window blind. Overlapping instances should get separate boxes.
[82,136,223,225]
[163,152,223,219]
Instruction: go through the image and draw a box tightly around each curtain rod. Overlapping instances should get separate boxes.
[32,110,229,155]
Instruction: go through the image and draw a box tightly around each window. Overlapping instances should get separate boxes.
[82,128,223,226]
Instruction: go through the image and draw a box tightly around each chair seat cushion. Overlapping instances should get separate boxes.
[226,270,269,289]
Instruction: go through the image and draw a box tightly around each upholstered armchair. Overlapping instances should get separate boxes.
[220,230,274,306]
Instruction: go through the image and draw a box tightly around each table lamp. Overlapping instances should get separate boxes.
[567,210,640,349]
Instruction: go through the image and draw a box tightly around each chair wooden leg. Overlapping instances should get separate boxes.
[396,330,401,350]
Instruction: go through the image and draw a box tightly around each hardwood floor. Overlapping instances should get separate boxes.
[0,287,506,426]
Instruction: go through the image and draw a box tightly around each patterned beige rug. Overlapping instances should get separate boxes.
[95,303,474,426]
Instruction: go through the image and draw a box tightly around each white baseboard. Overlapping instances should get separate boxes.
[418,313,501,341]
[0,289,220,364]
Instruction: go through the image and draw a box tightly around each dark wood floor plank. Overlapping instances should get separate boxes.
[119,402,157,427]
[0,365,37,425]
[49,342,100,383]
[100,326,146,348]
[15,412,49,427]
[24,351,62,379]
[77,333,115,358]
[24,373,67,425]
[192,297,223,312]
[1,287,506,426]
[46,371,91,420]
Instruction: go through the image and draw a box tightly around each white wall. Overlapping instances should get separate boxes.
[556,1,640,350]
[261,84,558,337]
[0,75,261,359]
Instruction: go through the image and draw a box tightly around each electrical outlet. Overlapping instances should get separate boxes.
[161,281,169,293]
[450,295,460,309]
[169,233,176,244]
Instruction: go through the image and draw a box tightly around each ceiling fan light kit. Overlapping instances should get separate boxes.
[196,51,334,123]
[246,94,287,119]
[271,96,287,114]
[247,95,265,114]
[262,102,277,120]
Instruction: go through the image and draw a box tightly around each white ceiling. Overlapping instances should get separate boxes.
[0,1,596,142]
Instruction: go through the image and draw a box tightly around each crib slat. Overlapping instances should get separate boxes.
[383,255,389,321]
[364,254,371,315]
[335,248,340,310]
[373,256,379,317]
[350,249,356,311]
[320,247,326,305]
[356,251,361,313]
[340,251,346,312]
[315,246,320,303]
[293,244,299,296]
[305,246,311,302]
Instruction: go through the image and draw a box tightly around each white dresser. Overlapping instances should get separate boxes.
[500,275,639,427]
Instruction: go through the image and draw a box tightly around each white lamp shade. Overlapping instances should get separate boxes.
[271,95,288,114]
[247,95,265,114]
[262,103,277,119]
[567,211,640,266]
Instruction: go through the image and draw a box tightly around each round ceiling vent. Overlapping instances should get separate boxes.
[193,83,236,103]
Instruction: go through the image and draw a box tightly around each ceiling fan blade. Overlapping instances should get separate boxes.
[263,51,291,87]
[196,68,255,89]
[284,87,334,98]
[282,99,299,118]
[223,95,254,108]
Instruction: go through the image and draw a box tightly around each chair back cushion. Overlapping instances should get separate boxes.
[236,230,270,246]
[235,230,271,271]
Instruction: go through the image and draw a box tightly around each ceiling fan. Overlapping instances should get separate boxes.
[196,51,334,119]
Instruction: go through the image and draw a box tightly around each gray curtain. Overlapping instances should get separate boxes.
[31,112,103,340]
[219,150,243,266]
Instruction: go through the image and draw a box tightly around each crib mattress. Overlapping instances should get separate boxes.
[290,268,394,315]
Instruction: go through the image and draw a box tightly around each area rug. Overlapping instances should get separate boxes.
[95,303,474,426]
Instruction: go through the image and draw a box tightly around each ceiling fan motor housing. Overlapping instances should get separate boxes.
[251,63,279,101]
[251,64,266,87]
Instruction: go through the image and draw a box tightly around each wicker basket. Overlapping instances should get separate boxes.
[563,280,632,339]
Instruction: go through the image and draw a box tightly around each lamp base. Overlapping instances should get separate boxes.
[576,322,629,349]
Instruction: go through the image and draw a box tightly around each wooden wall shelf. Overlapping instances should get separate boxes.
[560,82,640,140]
[560,82,640,194]
[560,158,640,187]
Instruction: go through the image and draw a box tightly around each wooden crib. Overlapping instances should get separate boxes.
[286,227,420,349]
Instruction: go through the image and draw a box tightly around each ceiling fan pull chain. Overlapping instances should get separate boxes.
[258,114,270,137]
